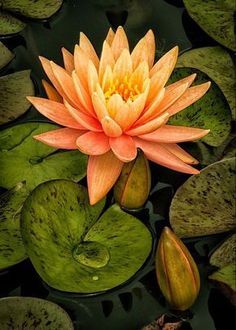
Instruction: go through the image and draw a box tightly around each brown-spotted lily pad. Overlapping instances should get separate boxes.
[0,70,35,125]
[183,0,236,51]
[0,182,28,270]
[0,42,14,70]
[0,297,73,329]
[0,122,87,190]
[21,180,152,293]
[0,11,26,36]
[169,158,236,238]
[177,47,236,119]
[209,233,236,268]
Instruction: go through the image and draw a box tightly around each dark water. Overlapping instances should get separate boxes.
[0,0,235,329]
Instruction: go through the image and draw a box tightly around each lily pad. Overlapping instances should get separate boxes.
[2,0,63,20]
[0,70,35,125]
[168,68,232,147]
[0,42,14,70]
[0,182,28,270]
[209,234,236,268]
[21,180,152,293]
[183,0,236,51]
[177,47,236,120]
[169,158,236,238]
[0,123,87,190]
[0,296,73,329]
[0,11,26,36]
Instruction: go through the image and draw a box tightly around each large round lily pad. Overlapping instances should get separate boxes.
[0,182,28,270]
[0,296,73,329]
[169,158,236,238]
[0,42,14,70]
[0,123,87,190]
[0,11,26,35]
[183,0,236,51]
[209,233,236,268]
[168,68,232,147]
[177,47,236,120]
[21,180,152,293]
[0,70,35,125]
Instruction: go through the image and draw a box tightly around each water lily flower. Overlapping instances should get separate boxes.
[27,27,210,205]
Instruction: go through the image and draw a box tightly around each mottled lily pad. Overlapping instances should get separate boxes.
[0,11,26,35]
[183,0,236,51]
[169,158,236,238]
[2,0,63,19]
[0,182,28,270]
[21,180,152,293]
[0,42,14,70]
[0,123,87,190]
[177,47,236,119]
[0,296,73,329]
[0,70,35,125]
[168,68,232,147]
[209,234,236,268]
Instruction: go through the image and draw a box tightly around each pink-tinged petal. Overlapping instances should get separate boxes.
[107,93,124,118]
[76,131,110,155]
[102,65,113,91]
[126,112,169,136]
[42,79,62,103]
[64,99,103,132]
[34,128,85,149]
[166,73,196,92]
[61,47,74,74]
[111,26,129,60]
[99,41,115,81]
[92,92,109,121]
[145,29,155,68]
[27,97,85,130]
[74,44,89,89]
[101,116,123,137]
[79,32,99,68]
[131,37,149,70]
[87,151,124,205]
[106,27,115,45]
[109,135,137,162]
[150,46,178,77]
[167,82,211,116]
[161,143,198,164]
[88,60,99,94]
[139,125,210,143]
[129,61,149,88]
[113,48,132,81]
[134,138,199,174]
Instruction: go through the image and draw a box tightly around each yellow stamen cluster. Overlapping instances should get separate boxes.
[104,76,140,102]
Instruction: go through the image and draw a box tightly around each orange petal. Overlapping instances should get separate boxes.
[111,26,129,60]
[87,60,99,94]
[129,61,149,88]
[42,79,62,103]
[74,44,89,90]
[27,97,85,130]
[150,46,178,77]
[34,128,85,149]
[61,47,74,74]
[92,92,109,121]
[64,99,103,132]
[134,138,199,174]
[107,93,124,118]
[99,41,115,81]
[87,151,124,205]
[145,29,155,68]
[167,82,211,116]
[80,32,99,68]
[109,135,137,162]
[166,73,196,92]
[131,37,149,70]
[106,27,115,45]
[76,131,110,155]
[139,125,210,143]
[113,48,132,81]
[101,116,123,137]
[126,112,169,136]
[161,143,199,164]
[101,65,113,91]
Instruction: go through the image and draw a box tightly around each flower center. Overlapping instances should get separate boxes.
[104,76,140,102]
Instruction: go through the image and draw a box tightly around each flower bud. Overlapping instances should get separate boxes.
[114,150,151,209]
[155,227,200,311]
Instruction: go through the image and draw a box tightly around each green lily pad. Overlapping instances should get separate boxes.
[209,233,236,268]
[183,0,236,51]
[0,42,14,70]
[0,70,35,125]
[168,68,232,147]
[0,296,73,329]
[0,182,28,270]
[209,263,236,304]
[2,0,63,19]
[0,11,26,36]
[21,180,152,293]
[0,123,87,190]
[177,47,236,120]
[169,158,236,238]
